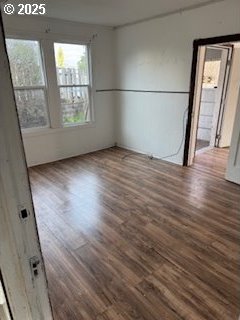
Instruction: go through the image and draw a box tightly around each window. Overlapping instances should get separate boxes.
[54,43,91,126]
[6,39,49,129]
[6,39,93,131]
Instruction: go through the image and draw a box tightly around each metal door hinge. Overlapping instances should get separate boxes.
[29,256,41,279]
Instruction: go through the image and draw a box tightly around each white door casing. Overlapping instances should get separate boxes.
[0,10,53,320]
[188,46,206,165]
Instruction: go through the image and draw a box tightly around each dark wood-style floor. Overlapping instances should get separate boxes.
[196,139,210,151]
[29,147,240,320]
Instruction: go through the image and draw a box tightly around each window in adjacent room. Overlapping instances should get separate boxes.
[6,39,49,130]
[54,42,91,126]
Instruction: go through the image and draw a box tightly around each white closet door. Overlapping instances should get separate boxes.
[226,88,240,185]
[0,11,53,320]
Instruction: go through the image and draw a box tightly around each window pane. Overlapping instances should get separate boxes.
[60,87,90,125]
[6,39,45,87]
[15,89,49,129]
[54,43,89,85]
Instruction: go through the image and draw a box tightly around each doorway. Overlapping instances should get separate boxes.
[196,45,232,153]
[184,34,240,184]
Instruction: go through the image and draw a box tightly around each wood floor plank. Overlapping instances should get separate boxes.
[29,147,240,320]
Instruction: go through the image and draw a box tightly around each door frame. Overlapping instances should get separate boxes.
[183,33,240,166]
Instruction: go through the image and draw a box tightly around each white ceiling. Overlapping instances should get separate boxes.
[11,0,223,27]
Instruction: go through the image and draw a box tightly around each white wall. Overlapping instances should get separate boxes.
[115,0,240,164]
[3,15,115,166]
[220,47,240,147]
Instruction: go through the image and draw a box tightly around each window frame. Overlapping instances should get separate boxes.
[53,40,94,127]
[5,35,95,134]
[6,37,51,133]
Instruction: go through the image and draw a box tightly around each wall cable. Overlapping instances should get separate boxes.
[121,107,189,162]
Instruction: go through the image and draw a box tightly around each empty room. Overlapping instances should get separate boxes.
[0,0,240,320]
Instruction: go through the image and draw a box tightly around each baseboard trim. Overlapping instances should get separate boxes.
[28,143,115,167]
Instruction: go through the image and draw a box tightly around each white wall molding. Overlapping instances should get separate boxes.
[114,0,225,29]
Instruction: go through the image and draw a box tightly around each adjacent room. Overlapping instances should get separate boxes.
[190,40,240,181]
[0,0,240,320]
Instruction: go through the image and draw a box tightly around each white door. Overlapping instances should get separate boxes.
[0,11,53,320]
[210,47,231,147]
[226,89,240,185]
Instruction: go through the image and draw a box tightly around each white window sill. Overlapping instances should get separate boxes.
[21,122,96,138]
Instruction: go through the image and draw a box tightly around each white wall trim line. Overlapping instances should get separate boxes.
[96,89,189,94]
